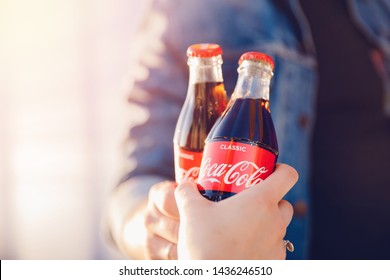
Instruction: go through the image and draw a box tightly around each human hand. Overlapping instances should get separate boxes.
[175,164,298,260]
[121,180,179,259]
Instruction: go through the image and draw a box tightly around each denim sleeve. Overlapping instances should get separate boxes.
[121,3,188,184]
[349,0,390,116]
[104,3,189,251]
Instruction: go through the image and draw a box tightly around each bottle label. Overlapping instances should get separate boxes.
[197,141,276,193]
[174,145,203,183]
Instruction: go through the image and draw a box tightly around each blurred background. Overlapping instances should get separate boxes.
[0,0,149,259]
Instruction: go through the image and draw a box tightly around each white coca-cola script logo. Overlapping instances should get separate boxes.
[198,157,268,188]
[179,152,194,160]
[177,166,200,183]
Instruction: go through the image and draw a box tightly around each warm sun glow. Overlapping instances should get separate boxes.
[0,0,149,259]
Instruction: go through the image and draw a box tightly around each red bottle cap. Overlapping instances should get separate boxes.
[238,52,274,70]
[187,43,223,58]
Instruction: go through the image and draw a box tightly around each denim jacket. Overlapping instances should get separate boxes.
[122,0,390,259]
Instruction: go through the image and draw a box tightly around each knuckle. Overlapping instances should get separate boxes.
[160,191,172,211]
[148,184,158,200]
[283,164,299,183]
[143,211,155,229]
[149,181,169,198]
[287,203,294,217]
[282,200,294,216]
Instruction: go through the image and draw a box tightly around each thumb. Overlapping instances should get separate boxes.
[175,181,210,215]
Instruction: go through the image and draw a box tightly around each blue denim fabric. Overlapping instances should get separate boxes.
[125,0,390,259]
[349,0,390,116]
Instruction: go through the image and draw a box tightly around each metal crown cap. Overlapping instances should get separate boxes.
[238,52,274,70]
[187,43,223,58]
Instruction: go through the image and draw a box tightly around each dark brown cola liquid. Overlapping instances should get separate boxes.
[174,81,228,152]
[200,98,279,201]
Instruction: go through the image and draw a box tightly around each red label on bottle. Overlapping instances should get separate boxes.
[174,145,203,183]
[197,141,276,193]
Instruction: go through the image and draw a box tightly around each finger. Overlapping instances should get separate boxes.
[150,181,179,219]
[249,163,298,203]
[175,181,211,215]
[145,203,179,243]
[146,234,178,260]
[278,199,294,226]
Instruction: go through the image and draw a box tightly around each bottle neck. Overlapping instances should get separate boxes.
[188,55,224,84]
[232,60,273,100]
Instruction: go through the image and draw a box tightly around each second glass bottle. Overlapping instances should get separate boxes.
[173,43,228,183]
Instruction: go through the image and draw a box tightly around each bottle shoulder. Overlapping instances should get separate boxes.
[206,98,278,154]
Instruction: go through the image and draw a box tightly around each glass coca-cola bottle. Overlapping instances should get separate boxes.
[197,52,278,201]
[173,43,228,183]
